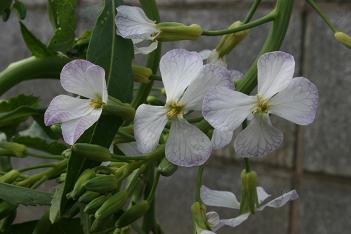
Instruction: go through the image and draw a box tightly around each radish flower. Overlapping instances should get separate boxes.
[44,60,107,145]
[203,51,319,157]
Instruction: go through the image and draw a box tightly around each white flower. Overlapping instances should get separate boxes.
[200,185,298,232]
[203,51,319,157]
[134,49,232,167]
[115,5,160,55]
[44,60,107,145]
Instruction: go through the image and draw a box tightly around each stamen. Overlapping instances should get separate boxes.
[89,95,104,109]
[166,101,184,119]
[254,95,269,114]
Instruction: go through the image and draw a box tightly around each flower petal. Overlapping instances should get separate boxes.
[160,49,203,102]
[134,104,168,153]
[200,231,217,234]
[258,190,299,211]
[61,109,102,145]
[182,64,232,111]
[206,211,224,232]
[269,77,319,125]
[117,142,141,156]
[199,49,212,60]
[229,70,243,84]
[60,60,107,101]
[133,41,158,55]
[203,86,256,131]
[220,213,250,228]
[44,95,93,126]
[200,185,240,209]
[166,119,211,167]
[257,51,295,99]
[234,114,284,157]
[256,186,271,204]
[211,129,233,150]
[115,5,159,40]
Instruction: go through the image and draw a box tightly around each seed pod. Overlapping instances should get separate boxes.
[84,175,119,193]
[0,142,26,157]
[72,143,112,162]
[157,158,177,177]
[335,32,351,49]
[95,191,128,220]
[115,200,149,228]
[78,191,100,204]
[69,169,95,200]
[132,65,152,84]
[84,195,109,214]
[0,170,20,183]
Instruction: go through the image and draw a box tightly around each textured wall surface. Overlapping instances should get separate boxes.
[0,0,350,234]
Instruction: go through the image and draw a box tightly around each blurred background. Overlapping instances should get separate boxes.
[0,0,350,233]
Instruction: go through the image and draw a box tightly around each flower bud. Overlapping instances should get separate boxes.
[216,21,249,58]
[115,200,149,228]
[335,32,351,49]
[61,149,72,159]
[157,22,203,41]
[0,142,26,157]
[68,169,96,200]
[157,158,178,177]
[84,195,109,214]
[132,65,152,84]
[84,175,119,194]
[72,143,112,162]
[94,191,128,220]
[78,191,100,204]
[240,169,258,214]
[146,96,164,106]
[0,170,20,183]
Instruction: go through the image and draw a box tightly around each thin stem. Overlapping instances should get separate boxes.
[202,10,276,36]
[147,171,160,202]
[306,0,337,33]
[111,155,149,161]
[244,158,251,172]
[27,152,63,160]
[195,166,204,202]
[19,163,56,173]
[244,0,262,23]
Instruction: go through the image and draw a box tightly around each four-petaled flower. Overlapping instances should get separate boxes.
[44,60,107,145]
[203,51,319,157]
[134,49,232,167]
[200,185,298,232]
[115,5,160,55]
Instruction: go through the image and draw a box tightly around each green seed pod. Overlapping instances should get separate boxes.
[157,158,178,177]
[240,169,258,214]
[84,175,119,193]
[84,195,109,214]
[335,31,351,49]
[115,200,149,228]
[78,191,100,204]
[95,191,128,220]
[0,170,20,183]
[157,22,203,41]
[132,65,152,84]
[72,143,112,162]
[0,142,26,157]
[69,169,96,200]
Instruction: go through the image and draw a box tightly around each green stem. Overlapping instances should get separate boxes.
[147,171,160,202]
[19,163,57,173]
[27,152,63,160]
[202,10,276,36]
[244,158,251,172]
[195,166,204,202]
[306,0,337,33]
[244,0,262,23]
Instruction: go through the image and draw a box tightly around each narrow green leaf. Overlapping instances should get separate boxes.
[19,22,54,57]
[0,0,12,22]
[0,183,52,206]
[13,0,26,19]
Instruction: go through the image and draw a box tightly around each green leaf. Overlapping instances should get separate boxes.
[0,183,52,206]
[0,94,38,112]
[49,183,64,224]
[0,0,12,22]
[48,0,77,52]
[20,22,54,57]
[13,0,26,19]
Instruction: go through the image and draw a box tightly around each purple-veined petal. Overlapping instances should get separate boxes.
[117,142,141,156]
[206,211,224,232]
[258,190,299,211]
[200,185,240,209]
[203,86,256,132]
[269,77,319,125]
[134,104,168,153]
[257,51,295,99]
[44,95,92,126]
[220,213,250,228]
[160,49,203,102]
[256,186,271,204]
[182,64,232,111]
[133,41,158,55]
[61,109,102,145]
[60,60,107,101]
[115,5,159,40]
[166,119,211,167]
[234,114,283,158]
[211,129,233,150]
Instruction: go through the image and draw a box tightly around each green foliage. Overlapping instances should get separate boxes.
[0,0,26,21]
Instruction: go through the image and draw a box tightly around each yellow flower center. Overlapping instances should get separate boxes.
[166,101,184,119]
[89,95,104,109]
[254,95,269,113]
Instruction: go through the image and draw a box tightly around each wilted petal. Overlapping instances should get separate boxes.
[160,49,203,102]
[200,185,240,209]
[134,104,168,153]
[211,129,233,150]
[166,119,211,167]
[220,213,250,228]
[256,186,271,204]
[269,77,319,125]
[117,142,141,156]
[44,95,92,126]
[257,51,295,99]
[234,114,283,157]
[61,109,102,145]
[115,5,159,40]
[258,190,299,211]
[206,211,224,232]
[203,86,256,131]
[133,41,158,55]
[61,60,107,101]
[182,64,232,111]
